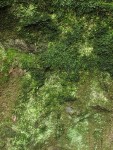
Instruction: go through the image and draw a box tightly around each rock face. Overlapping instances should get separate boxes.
[47,146,61,150]
[65,106,74,115]
[1,38,37,52]
[0,78,21,121]
[9,67,26,77]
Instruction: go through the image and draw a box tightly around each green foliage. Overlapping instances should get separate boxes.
[1,0,113,149]
[0,0,13,7]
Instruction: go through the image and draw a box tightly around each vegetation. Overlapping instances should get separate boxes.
[0,0,113,150]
